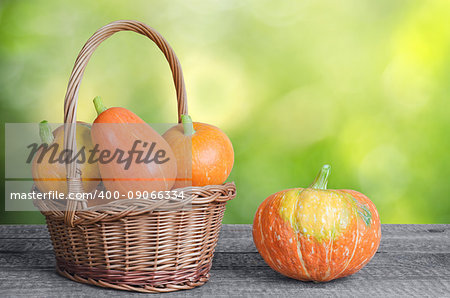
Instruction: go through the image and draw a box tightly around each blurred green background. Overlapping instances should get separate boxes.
[1,0,449,224]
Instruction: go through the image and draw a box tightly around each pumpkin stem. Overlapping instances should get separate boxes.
[93,96,107,115]
[309,164,331,190]
[181,114,196,136]
[39,120,54,145]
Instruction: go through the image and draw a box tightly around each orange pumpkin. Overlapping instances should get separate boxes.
[32,120,100,195]
[162,114,234,188]
[91,97,177,195]
[253,165,381,282]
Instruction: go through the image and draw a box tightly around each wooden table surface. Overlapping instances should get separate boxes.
[0,224,449,297]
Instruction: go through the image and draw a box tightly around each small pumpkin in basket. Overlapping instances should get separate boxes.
[163,114,234,188]
[91,97,177,195]
[32,120,100,194]
[253,165,381,282]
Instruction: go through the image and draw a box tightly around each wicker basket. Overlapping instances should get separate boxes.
[34,20,236,293]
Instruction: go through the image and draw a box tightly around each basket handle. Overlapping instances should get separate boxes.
[63,20,188,226]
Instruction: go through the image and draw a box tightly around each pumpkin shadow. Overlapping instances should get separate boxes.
[252,264,354,288]
[277,273,352,287]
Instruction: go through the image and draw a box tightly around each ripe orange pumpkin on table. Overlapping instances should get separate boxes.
[32,120,100,195]
[91,97,177,195]
[163,114,234,188]
[253,165,381,282]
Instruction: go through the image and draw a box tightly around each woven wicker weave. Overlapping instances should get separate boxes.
[34,20,236,293]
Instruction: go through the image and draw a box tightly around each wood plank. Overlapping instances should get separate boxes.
[0,251,55,269]
[217,224,450,252]
[1,233,448,255]
[216,235,450,253]
[0,224,449,268]
[1,234,449,269]
[0,232,448,254]
[0,239,53,252]
[1,224,449,252]
[0,224,449,297]
[0,258,449,297]
[1,223,449,238]
[218,224,450,239]
[0,225,49,239]
[1,248,449,276]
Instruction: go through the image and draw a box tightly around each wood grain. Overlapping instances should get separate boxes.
[0,224,449,297]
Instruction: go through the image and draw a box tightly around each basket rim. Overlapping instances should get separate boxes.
[35,182,236,225]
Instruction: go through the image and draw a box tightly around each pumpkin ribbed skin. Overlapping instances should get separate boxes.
[163,121,234,188]
[32,122,100,195]
[94,107,144,124]
[252,168,381,282]
[91,106,177,195]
